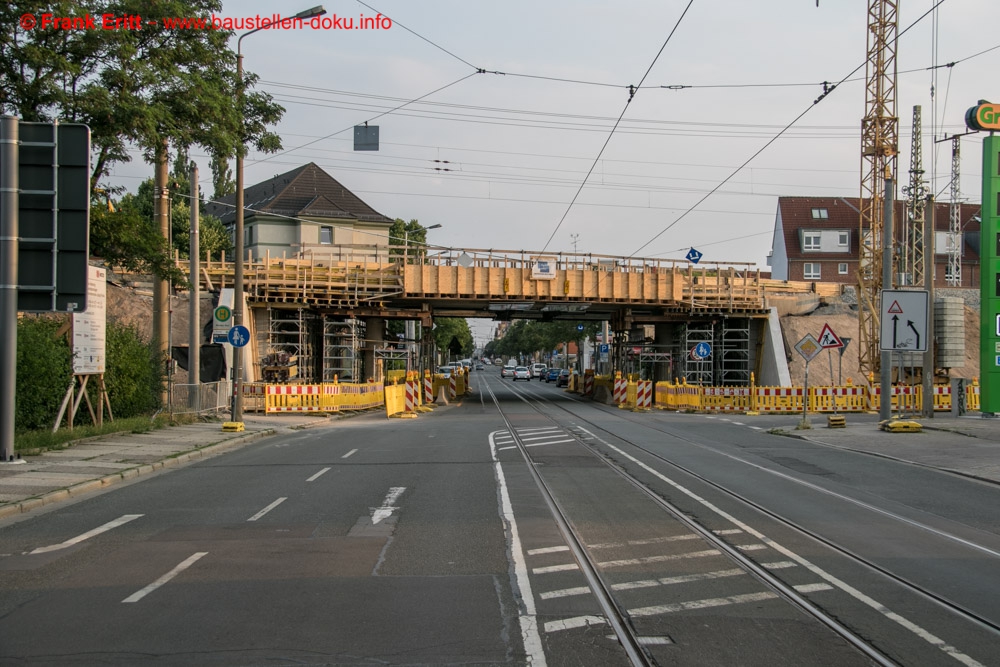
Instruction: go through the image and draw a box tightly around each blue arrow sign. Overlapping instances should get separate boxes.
[686,247,703,264]
[227,325,250,348]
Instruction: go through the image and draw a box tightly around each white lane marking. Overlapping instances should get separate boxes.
[576,426,987,667]
[341,449,358,459]
[30,514,144,554]
[542,568,746,600]
[749,426,763,430]
[714,529,743,535]
[545,592,778,633]
[516,427,562,434]
[795,583,834,593]
[731,421,745,426]
[247,498,286,522]
[528,533,699,555]
[518,434,569,442]
[638,637,673,645]
[533,549,720,574]
[489,431,547,666]
[306,467,331,482]
[122,552,208,603]
[371,487,406,524]
[497,439,577,451]
[735,543,767,552]
[763,561,798,570]
[527,545,570,556]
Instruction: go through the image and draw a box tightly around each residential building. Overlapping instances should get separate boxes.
[768,196,981,288]
[207,162,394,262]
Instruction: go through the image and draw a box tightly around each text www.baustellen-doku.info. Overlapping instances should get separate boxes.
[18,12,392,32]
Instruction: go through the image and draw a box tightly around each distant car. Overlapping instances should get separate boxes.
[475,362,485,371]
[545,368,561,383]
[501,365,515,378]
[495,359,505,366]
[556,369,570,387]
[531,363,547,378]
[512,366,531,381]
[437,366,455,378]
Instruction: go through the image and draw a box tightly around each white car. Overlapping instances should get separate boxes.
[512,366,531,381]
[531,363,547,378]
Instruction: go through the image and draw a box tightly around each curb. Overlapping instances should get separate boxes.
[0,428,275,521]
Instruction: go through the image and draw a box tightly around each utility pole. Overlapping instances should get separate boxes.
[152,140,170,405]
[189,162,200,411]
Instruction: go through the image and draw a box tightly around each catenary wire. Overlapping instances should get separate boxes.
[539,0,696,253]
[628,0,946,258]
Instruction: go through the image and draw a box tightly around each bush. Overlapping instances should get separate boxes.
[15,318,73,432]
[103,318,162,418]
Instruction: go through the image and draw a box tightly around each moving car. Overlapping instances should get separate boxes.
[531,363,547,379]
[475,362,485,371]
[545,368,561,383]
[512,366,531,381]
[556,369,570,387]
[501,364,516,378]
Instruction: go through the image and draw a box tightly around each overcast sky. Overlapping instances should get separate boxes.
[108,0,998,273]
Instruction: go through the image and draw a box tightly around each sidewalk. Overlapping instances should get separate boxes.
[781,413,1000,484]
[0,413,333,520]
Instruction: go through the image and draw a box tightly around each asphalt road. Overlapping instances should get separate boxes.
[1,371,998,666]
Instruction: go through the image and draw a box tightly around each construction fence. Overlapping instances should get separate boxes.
[581,375,981,414]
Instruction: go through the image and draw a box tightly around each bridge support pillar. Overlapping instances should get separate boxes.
[363,317,386,382]
[654,323,673,383]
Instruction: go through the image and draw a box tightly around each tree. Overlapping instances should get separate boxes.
[389,219,431,262]
[432,318,473,359]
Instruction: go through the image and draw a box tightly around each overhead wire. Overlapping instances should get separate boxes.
[539,0,696,253]
[628,0,947,259]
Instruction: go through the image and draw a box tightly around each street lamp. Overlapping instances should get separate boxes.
[232,5,326,424]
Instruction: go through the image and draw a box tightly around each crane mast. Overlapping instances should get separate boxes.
[902,105,927,287]
[858,0,899,381]
[947,136,962,286]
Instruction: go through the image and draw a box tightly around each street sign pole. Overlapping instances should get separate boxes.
[880,176,894,423]
[0,117,18,462]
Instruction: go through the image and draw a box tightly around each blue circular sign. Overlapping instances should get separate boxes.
[691,342,712,360]
[227,325,250,348]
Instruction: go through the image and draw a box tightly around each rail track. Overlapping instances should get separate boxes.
[481,374,1000,666]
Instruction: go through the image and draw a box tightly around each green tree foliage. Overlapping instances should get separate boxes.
[103,318,161,418]
[491,320,599,365]
[15,318,73,432]
[433,318,473,358]
[389,219,431,262]
[13,317,162,433]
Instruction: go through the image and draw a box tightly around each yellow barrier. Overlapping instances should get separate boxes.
[623,382,637,409]
[384,384,406,417]
[755,387,803,413]
[968,383,980,411]
[809,387,867,413]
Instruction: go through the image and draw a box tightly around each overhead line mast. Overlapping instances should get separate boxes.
[902,105,927,287]
[858,0,899,381]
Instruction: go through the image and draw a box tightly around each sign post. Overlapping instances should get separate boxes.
[794,333,822,429]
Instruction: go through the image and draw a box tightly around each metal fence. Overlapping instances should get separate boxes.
[168,381,232,415]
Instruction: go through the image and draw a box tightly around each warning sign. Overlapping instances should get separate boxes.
[818,323,844,349]
[887,300,903,314]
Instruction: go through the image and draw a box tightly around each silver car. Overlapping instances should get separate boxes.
[512,366,531,381]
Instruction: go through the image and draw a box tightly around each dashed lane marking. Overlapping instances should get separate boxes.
[122,552,208,603]
[30,514,143,555]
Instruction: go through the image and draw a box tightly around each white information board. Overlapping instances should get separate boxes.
[879,290,929,352]
[72,266,106,374]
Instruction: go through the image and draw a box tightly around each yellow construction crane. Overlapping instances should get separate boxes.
[857,0,899,381]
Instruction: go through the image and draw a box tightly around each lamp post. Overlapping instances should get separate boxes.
[232,5,326,423]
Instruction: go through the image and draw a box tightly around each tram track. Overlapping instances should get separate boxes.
[484,377,899,666]
[490,376,1000,665]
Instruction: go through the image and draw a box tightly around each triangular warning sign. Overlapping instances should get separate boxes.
[887,300,903,314]
[818,323,844,349]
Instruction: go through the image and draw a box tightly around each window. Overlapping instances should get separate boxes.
[320,226,333,244]
[838,231,849,247]
[838,262,848,275]
[811,208,829,219]
[803,232,821,251]
[803,263,821,280]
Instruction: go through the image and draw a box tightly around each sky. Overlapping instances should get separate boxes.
[107,0,999,310]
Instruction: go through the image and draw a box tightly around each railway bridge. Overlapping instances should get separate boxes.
[187,247,809,387]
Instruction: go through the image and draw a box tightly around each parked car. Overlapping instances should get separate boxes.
[501,365,516,378]
[512,366,531,381]
[531,363,547,379]
[545,368,561,383]
[437,366,455,378]
[556,369,570,387]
